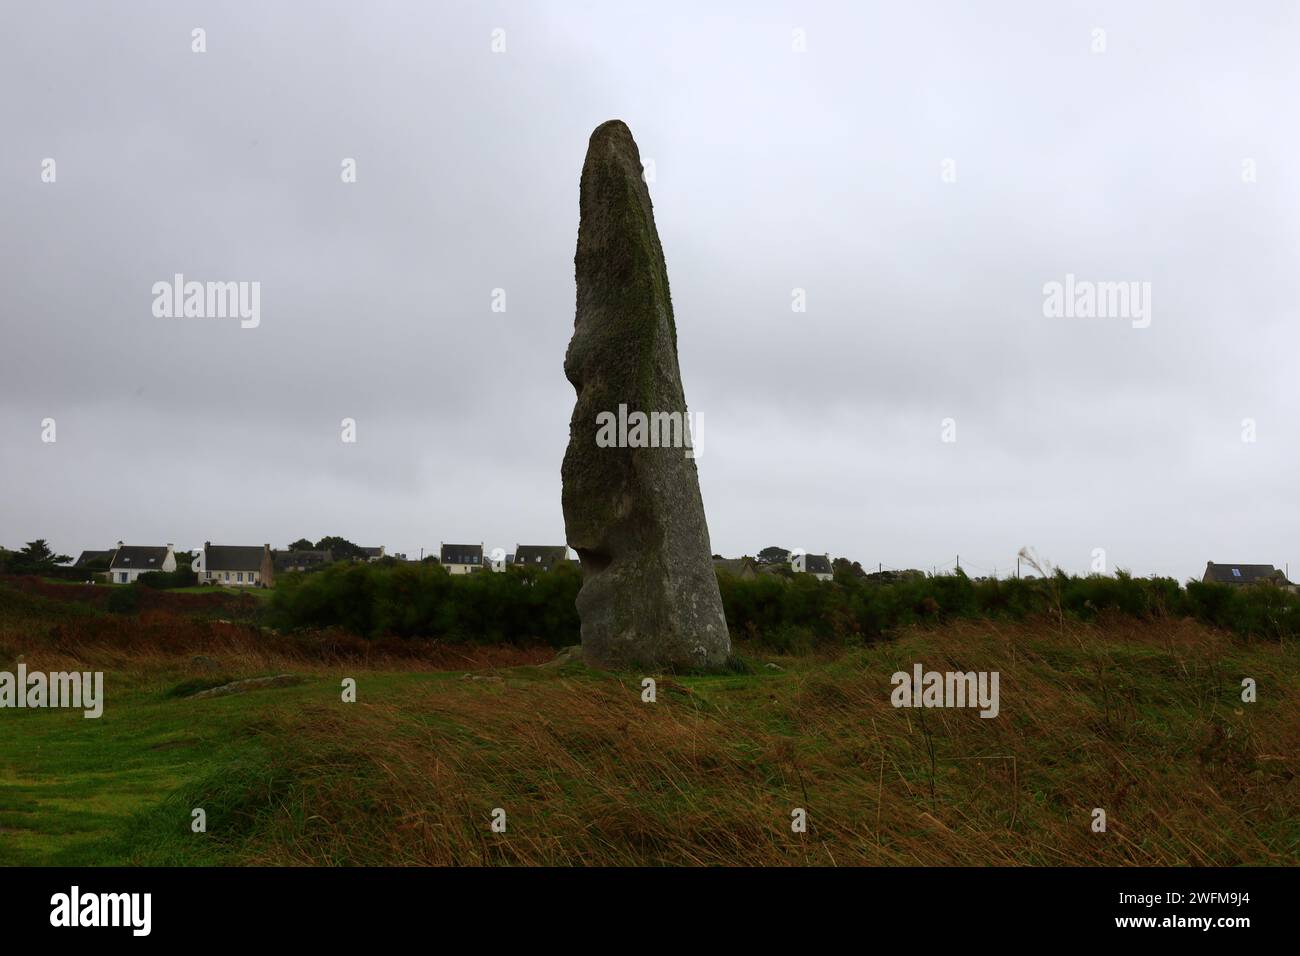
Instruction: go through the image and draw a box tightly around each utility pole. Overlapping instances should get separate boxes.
[1016,557,1021,579]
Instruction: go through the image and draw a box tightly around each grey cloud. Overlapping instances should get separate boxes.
[2,1,1297,578]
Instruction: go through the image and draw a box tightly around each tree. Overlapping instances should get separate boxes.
[832,557,866,577]
[832,557,868,584]
[757,546,791,566]
[16,539,72,569]
[314,536,367,562]
[288,538,315,551]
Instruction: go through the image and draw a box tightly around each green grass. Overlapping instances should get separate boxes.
[0,669,430,865]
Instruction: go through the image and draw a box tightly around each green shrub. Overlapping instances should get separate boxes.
[106,584,142,614]
[262,556,1300,650]
[719,570,1298,651]
[267,561,581,646]
[137,568,198,590]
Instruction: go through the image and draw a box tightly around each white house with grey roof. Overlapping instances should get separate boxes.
[194,542,274,587]
[107,542,176,584]
[796,552,834,581]
[440,543,483,574]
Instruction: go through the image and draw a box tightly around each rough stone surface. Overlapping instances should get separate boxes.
[561,120,731,671]
[189,674,302,700]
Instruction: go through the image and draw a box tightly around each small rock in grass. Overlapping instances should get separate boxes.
[540,645,585,668]
[190,674,302,700]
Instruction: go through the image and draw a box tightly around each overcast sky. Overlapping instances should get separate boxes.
[2,1,1297,580]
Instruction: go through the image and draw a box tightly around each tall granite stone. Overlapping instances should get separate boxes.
[561,120,731,671]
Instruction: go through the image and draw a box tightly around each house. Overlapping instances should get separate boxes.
[800,553,834,581]
[272,549,334,574]
[108,542,177,584]
[360,546,385,562]
[440,543,484,574]
[194,542,274,588]
[513,545,570,571]
[713,557,758,579]
[72,550,114,571]
[1202,562,1290,587]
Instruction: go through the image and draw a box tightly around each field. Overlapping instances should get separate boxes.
[0,576,1296,866]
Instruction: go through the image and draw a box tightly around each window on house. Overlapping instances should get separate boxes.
[1232,568,1242,577]
[237,572,243,582]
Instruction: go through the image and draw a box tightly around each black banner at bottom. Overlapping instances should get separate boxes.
[0,866,1281,941]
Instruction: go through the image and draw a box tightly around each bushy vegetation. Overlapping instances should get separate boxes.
[136,567,198,589]
[266,561,581,645]
[106,582,143,614]
[0,575,263,625]
[719,570,1300,651]
[261,560,1300,650]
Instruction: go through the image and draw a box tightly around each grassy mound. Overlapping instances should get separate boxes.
[1,613,1294,866]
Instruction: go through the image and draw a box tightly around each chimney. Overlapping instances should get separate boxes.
[117,540,124,549]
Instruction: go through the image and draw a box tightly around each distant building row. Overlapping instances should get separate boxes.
[72,541,574,587]
[72,542,294,587]
[716,558,1294,588]
[438,544,573,574]
[70,549,1282,589]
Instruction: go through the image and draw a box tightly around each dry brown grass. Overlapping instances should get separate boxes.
[0,608,552,674]
[177,616,1297,867]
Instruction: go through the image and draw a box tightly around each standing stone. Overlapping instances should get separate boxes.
[562,120,731,671]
